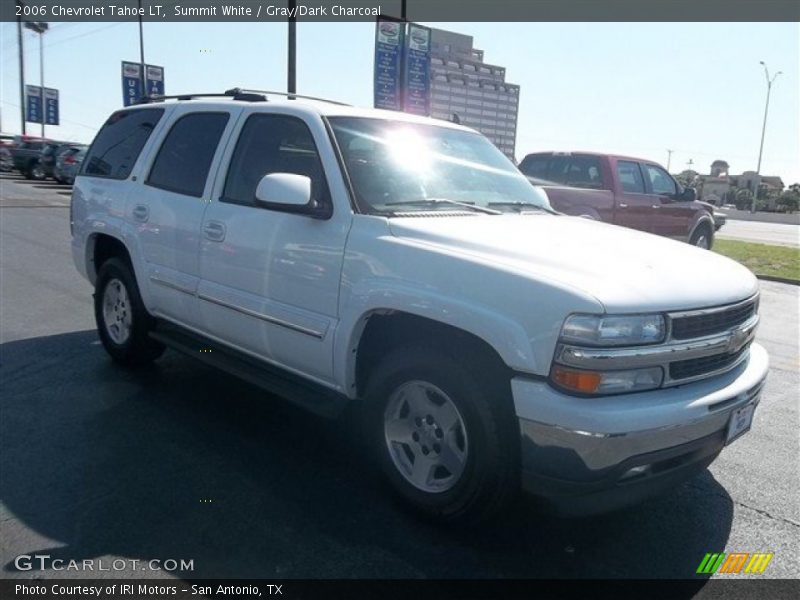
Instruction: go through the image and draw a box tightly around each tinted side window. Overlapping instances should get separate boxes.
[147,112,230,197]
[222,114,329,208]
[563,156,604,189]
[83,109,164,179]
[518,155,550,180]
[616,160,645,193]
[645,164,677,196]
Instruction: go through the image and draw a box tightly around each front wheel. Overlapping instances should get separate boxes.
[94,258,165,366]
[364,344,518,523]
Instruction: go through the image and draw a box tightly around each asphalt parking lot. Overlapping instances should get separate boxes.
[1,173,798,581]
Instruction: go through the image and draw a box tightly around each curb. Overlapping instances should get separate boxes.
[757,275,800,286]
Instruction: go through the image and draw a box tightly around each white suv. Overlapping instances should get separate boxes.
[71,90,768,522]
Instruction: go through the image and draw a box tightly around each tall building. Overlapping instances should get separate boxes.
[428,28,520,159]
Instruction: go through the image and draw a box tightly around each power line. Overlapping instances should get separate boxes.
[2,23,126,63]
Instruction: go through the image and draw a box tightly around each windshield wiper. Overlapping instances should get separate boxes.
[386,198,502,215]
[487,201,557,214]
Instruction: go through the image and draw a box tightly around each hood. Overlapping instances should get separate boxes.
[387,214,758,312]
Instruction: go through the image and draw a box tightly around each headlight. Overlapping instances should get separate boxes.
[560,313,666,346]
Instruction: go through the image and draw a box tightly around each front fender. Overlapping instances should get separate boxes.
[334,283,537,396]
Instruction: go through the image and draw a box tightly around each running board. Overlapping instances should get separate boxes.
[150,321,348,419]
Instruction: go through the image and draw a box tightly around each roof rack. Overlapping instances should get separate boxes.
[136,88,350,106]
[225,88,351,106]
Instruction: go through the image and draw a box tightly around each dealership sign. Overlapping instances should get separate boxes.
[373,18,431,116]
[403,23,431,116]
[25,85,42,123]
[373,17,405,111]
[121,61,165,106]
[44,88,60,125]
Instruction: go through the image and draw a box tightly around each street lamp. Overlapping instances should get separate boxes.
[751,61,783,213]
[23,20,48,138]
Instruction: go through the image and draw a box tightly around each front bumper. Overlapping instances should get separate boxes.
[512,343,769,516]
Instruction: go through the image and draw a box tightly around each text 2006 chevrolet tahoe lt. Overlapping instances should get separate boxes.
[71,92,769,522]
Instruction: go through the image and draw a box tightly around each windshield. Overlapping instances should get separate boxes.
[327,117,551,215]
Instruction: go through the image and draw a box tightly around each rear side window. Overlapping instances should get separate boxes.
[518,155,550,180]
[83,109,164,179]
[146,112,230,197]
[518,154,603,189]
[616,160,645,193]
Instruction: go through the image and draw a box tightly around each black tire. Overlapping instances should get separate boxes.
[94,257,165,366]
[364,343,518,523]
[690,223,713,249]
[30,159,45,181]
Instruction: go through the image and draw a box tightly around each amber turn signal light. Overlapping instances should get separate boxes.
[551,366,603,394]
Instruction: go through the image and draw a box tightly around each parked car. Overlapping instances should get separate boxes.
[518,152,717,248]
[71,93,768,522]
[42,143,85,181]
[53,146,87,184]
[712,209,727,231]
[10,138,48,179]
[0,145,12,172]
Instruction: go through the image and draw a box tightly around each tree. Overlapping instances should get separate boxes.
[734,188,753,210]
[777,183,800,213]
[675,170,699,188]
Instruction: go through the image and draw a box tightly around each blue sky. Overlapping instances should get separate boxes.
[1,21,797,183]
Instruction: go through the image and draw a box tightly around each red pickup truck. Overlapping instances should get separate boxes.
[518,152,717,248]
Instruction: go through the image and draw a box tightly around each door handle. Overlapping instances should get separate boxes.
[618,203,628,208]
[132,204,149,222]
[652,204,661,209]
[203,220,226,242]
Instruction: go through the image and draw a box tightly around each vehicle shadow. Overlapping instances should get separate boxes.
[1,330,732,583]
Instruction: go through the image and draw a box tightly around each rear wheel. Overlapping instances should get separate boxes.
[94,258,164,365]
[365,344,518,523]
[690,224,712,249]
[30,160,45,181]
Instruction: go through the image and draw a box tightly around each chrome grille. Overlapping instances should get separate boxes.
[669,345,749,381]
[670,298,757,340]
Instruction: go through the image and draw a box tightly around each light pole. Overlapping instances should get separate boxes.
[666,149,673,172]
[23,20,48,137]
[16,11,26,135]
[287,0,296,97]
[751,61,783,213]
[138,0,146,97]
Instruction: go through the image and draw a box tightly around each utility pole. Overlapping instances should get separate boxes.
[751,61,783,213]
[16,9,26,135]
[138,0,146,97]
[38,25,44,137]
[401,0,407,19]
[666,149,673,172]
[287,0,296,97]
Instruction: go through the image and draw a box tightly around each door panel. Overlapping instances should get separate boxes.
[132,108,239,328]
[642,163,692,239]
[613,160,655,233]
[197,111,352,385]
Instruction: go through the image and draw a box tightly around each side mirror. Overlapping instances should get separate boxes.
[677,187,696,202]
[253,172,330,219]
[256,172,311,207]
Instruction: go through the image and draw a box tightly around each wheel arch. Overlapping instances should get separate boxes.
[348,310,513,400]
[86,232,133,286]
[688,215,715,248]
